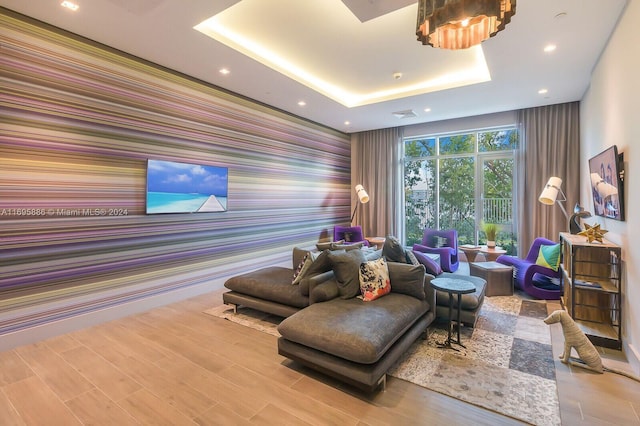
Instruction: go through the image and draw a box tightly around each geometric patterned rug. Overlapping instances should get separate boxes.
[388,296,561,426]
[204,295,560,426]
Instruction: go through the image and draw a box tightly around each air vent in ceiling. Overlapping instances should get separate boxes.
[392,109,417,119]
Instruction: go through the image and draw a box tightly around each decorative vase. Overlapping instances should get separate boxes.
[487,240,496,249]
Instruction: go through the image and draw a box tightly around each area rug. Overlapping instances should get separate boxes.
[204,304,282,337]
[389,296,560,426]
[204,296,560,426]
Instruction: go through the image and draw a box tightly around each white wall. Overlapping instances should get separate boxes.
[580,0,640,373]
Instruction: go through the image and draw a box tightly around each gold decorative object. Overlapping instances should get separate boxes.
[578,223,608,243]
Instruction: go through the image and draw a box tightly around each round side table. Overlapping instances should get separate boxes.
[430,277,476,349]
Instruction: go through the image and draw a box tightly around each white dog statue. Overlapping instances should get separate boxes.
[544,309,603,373]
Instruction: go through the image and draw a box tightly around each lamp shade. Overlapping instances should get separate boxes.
[539,177,562,205]
[355,184,369,204]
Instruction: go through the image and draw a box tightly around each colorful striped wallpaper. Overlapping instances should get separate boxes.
[0,10,351,335]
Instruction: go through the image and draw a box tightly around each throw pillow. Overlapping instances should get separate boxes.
[412,250,443,276]
[328,249,367,299]
[387,262,426,300]
[536,243,561,271]
[302,249,333,277]
[292,246,310,270]
[358,257,391,302]
[382,236,406,263]
[292,251,320,285]
[405,249,420,266]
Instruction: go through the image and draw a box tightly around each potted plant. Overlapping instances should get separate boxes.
[482,222,498,248]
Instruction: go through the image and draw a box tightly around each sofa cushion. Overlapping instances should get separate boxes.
[224,266,309,308]
[329,249,367,299]
[277,294,429,364]
[387,262,426,300]
[359,257,391,302]
[382,236,406,263]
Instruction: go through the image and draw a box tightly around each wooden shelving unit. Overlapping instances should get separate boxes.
[560,232,622,349]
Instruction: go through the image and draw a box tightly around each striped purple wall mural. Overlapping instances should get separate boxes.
[0,10,351,335]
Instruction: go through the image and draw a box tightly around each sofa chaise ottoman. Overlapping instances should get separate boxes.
[277,260,435,392]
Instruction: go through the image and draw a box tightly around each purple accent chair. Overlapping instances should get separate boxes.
[496,237,562,300]
[333,225,370,246]
[412,228,459,272]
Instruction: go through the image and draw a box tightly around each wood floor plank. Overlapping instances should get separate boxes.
[3,376,81,425]
[153,353,268,419]
[0,351,33,386]
[123,316,233,374]
[250,403,313,426]
[194,402,253,426]
[43,333,81,354]
[104,354,215,418]
[58,345,142,401]
[94,320,174,363]
[0,389,26,426]
[218,364,360,425]
[14,342,94,402]
[119,388,197,425]
[64,388,136,425]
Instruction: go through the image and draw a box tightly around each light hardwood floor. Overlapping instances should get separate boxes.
[1,290,639,425]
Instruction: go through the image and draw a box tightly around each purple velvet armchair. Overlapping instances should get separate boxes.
[412,228,459,272]
[333,225,370,246]
[496,237,562,300]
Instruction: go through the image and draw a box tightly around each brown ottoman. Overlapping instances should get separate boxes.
[470,261,514,296]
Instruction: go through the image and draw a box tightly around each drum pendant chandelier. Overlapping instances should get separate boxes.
[416,0,516,50]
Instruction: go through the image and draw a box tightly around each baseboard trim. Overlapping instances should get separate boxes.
[625,342,640,375]
[0,278,225,352]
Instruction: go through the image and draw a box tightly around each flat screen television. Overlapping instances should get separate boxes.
[588,145,624,221]
[146,159,228,214]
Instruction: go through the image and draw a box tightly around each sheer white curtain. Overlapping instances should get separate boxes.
[517,102,581,252]
[351,127,404,240]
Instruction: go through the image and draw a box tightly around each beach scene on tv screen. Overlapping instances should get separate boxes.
[146,159,228,214]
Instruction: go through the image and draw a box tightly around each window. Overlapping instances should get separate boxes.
[404,127,519,254]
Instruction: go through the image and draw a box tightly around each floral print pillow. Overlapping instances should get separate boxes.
[358,257,391,301]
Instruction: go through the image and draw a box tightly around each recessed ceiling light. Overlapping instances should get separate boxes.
[297,100,306,106]
[344,121,350,126]
[219,68,230,75]
[544,44,557,53]
[424,108,432,112]
[538,88,548,94]
[61,1,79,11]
